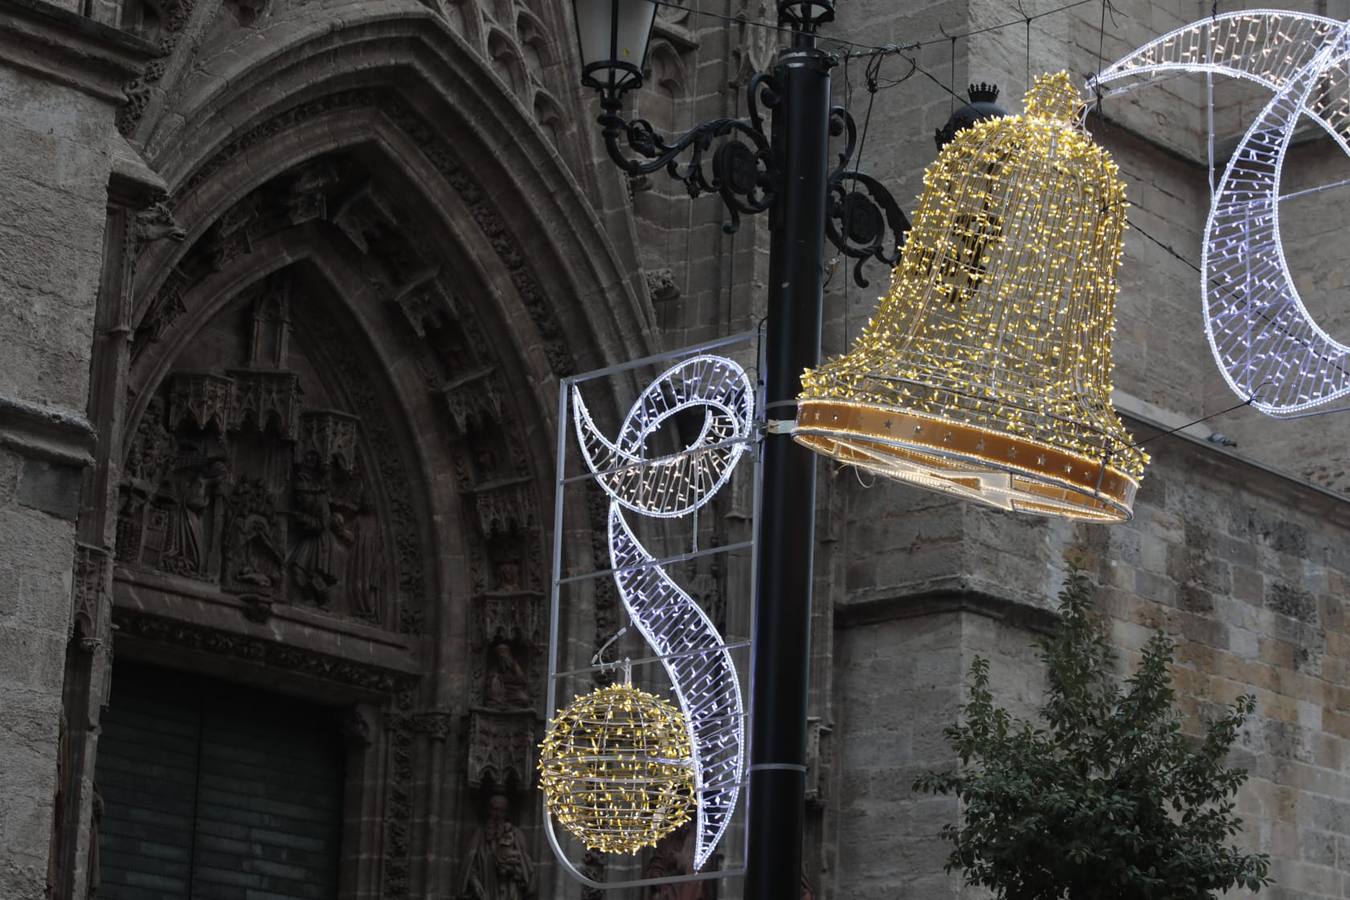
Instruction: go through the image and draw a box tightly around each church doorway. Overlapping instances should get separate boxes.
[94,663,345,899]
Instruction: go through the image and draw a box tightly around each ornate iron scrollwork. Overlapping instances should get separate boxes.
[598,74,779,234]
[825,106,910,287]
[597,77,907,281]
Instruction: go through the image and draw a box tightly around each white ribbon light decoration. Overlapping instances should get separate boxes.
[1090,11,1350,416]
[572,355,754,870]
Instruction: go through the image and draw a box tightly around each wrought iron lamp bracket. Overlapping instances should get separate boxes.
[824,105,911,287]
[597,73,781,234]
[595,74,907,280]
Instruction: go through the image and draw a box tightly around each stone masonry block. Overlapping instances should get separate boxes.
[15,457,83,520]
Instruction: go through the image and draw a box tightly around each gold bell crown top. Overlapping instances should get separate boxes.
[795,71,1147,522]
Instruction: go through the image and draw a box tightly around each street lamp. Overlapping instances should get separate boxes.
[572,0,907,264]
[573,0,657,103]
[568,2,907,897]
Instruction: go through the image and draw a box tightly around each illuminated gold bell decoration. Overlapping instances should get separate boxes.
[796,71,1147,522]
[539,682,695,854]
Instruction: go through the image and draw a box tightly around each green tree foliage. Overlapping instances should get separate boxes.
[914,568,1271,899]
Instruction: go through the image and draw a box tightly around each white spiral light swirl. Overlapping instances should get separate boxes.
[1089,11,1350,416]
[571,354,754,870]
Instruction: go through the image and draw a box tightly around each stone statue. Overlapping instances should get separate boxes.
[289,450,353,608]
[337,488,384,623]
[484,642,531,709]
[223,478,284,595]
[642,831,702,900]
[642,825,709,900]
[460,793,535,900]
[161,459,226,577]
[117,397,177,562]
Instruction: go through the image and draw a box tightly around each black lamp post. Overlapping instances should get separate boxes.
[572,3,907,897]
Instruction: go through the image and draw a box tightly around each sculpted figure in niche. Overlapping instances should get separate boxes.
[117,398,177,561]
[485,641,531,709]
[334,483,384,623]
[161,457,227,577]
[643,825,714,900]
[495,560,522,592]
[288,450,354,608]
[223,478,284,594]
[461,793,535,900]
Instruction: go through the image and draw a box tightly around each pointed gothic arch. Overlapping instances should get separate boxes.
[94,8,653,897]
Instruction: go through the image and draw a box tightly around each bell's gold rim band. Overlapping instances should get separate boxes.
[794,400,1138,522]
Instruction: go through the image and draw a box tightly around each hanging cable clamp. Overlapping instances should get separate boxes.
[765,418,797,434]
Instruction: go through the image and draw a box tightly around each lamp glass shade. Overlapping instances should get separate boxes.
[575,0,657,94]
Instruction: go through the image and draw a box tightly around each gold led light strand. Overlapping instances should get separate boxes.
[795,72,1147,521]
[539,681,696,855]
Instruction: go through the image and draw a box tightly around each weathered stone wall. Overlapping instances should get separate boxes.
[831,428,1350,899]
[0,3,153,895]
[808,1,1350,898]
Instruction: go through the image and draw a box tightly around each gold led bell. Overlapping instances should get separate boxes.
[796,72,1147,522]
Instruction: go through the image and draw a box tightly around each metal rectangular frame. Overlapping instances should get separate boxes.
[544,328,764,891]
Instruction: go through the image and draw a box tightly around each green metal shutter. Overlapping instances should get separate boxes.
[96,664,345,900]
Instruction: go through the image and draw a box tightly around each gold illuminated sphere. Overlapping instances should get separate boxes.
[539,682,695,854]
[796,71,1148,522]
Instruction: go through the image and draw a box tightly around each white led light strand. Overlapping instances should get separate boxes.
[571,354,754,870]
[574,355,755,517]
[1089,11,1350,416]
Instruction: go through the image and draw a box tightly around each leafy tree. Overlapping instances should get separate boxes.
[914,567,1271,899]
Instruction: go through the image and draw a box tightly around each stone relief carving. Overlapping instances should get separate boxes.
[409,710,454,741]
[472,479,537,535]
[460,793,536,900]
[442,369,503,434]
[484,640,531,709]
[643,824,713,899]
[730,0,778,87]
[222,0,268,26]
[71,544,111,651]
[134,202,188,249]
[112,607,415,693]
[116,0,193,136]
[468,569,543,714]
[118,282,393,627]
[466,709,534,789]
[135,269,191,358]
[644,267,680,303]
[342,705,377,746]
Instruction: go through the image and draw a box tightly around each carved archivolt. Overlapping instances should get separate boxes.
[119,0,577,158]
[105,8,658,896]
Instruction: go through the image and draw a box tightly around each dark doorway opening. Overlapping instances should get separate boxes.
[95,663,344,899]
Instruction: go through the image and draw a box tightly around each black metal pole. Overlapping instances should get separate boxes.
[746,37,832,900]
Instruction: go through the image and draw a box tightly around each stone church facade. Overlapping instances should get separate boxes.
[0,0,1345,896]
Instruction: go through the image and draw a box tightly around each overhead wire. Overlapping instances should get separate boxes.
[646,0,1350,421]
[638,0,1112,64]
[628,0,1350,443]
[1127,219,1350,388]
